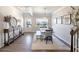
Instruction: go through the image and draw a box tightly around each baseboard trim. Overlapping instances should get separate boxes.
[53,34,71,48]
[32,49,70,52]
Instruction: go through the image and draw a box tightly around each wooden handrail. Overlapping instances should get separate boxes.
[70,28,79,35]
[0,29,3,32]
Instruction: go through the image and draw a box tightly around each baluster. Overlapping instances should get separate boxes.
[77,32,79,52]
[74,35,75,51]
[70,29,74,52]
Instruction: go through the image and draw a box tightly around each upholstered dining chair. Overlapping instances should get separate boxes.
[44,28,53,44]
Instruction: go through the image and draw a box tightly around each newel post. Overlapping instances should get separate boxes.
[70,29,74,52]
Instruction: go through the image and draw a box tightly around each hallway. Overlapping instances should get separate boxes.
[0,33,70,52]
[0,6,78,52]
[0,33,33,52]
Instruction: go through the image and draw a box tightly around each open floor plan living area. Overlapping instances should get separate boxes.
[0,6,79,52]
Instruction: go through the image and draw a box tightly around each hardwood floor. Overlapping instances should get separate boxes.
[0,33,33,52]
[0,32,70,52]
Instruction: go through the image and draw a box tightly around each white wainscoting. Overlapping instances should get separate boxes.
[53,24,73,45]
[0,32,4,48]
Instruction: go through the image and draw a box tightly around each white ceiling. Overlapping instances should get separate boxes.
[14,6,79,18]
[15,6,63,14]
[33,6,62,14]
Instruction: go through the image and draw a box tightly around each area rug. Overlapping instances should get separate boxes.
[32,39,70,51]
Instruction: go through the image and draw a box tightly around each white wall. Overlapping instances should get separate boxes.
[53,24,73,45]
[0,15,4,48]
[23,13,52,32]
[0,6,23,27]
[0,7,22,19]
[52,6,74,45]
[0,6,23,48]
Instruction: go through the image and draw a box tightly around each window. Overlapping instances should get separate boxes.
[36,18,48,28]
[57,17,61,24]
[53,18,57,24]
[26,19,32,28]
